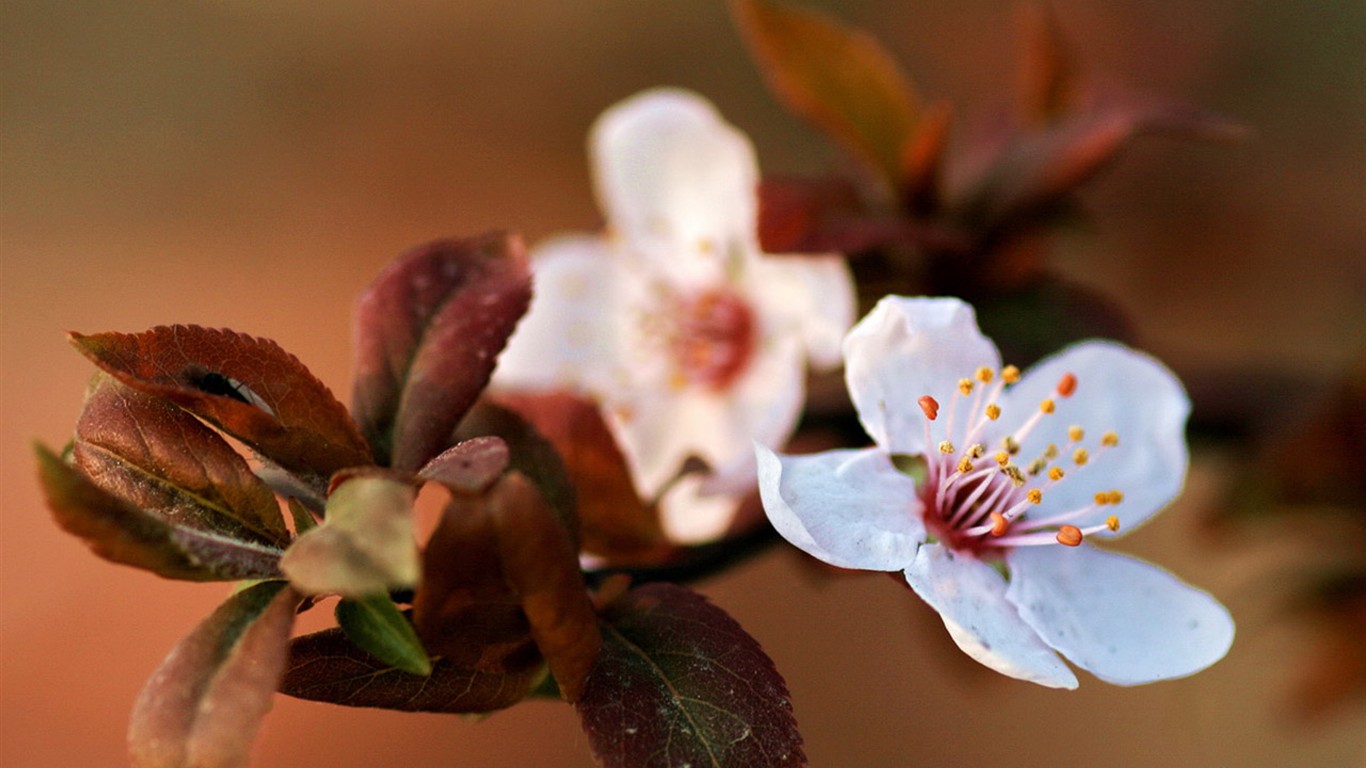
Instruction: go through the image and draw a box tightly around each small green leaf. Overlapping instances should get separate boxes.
[890,453,928,484]
[287,498,318,536]
[336,596,432,676]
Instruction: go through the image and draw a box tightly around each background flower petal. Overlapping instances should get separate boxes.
[995,340,1189,534]
[844,296,1000,454]
[756,445,924,570]
[1005,544,1234,685]
[590,88,759,285]
[749,254,856,369]
[906,544,1079,689]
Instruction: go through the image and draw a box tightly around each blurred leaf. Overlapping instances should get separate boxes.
[577,583,805,768]
[69,325,370,487]
[352,233,532,471]
[898,101,953,216]
[490,392,666,564]
[128,580,299,768]
[755,176,866,254]
[335,595,432,677]
[73,374,288,548]
[732,0,919,186]
[487,473,601,702]
[36,443,284,581]
[279,470,419,598]
[418,435,510,495]
[287,498,317,536]
[279,623,537,714]
[970,277,1135,367]
[1017,3,1079,124]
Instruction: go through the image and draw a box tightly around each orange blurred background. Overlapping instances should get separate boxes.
[3,1,1363,766]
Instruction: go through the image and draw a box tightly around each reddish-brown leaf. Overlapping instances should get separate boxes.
[898,101,954,216]
[1017,3,1080,125]
[73,374,288,548]
[279,622,537,714]
[755,176,866,255]
[36,444,284,581]
[732,0,919,186]
[352,233,532,471]
[69,325,370,487]
[488,473,601,702]
[577,583,805,768]
[489,392,664,563]
[128,580,299,768]
[418,435,510,495]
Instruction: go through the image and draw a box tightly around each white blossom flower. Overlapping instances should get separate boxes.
[495,88,854,543]
[756,296,1234,687]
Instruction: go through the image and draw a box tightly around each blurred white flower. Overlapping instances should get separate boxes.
[757,296,1234,687]
[496,88,854,543]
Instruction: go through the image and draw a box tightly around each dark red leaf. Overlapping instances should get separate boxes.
[128,580,299,768]
[1016,3,1080,125]
[36,443,284,581]
[732,0,919,186]
[352,233,532,471]
[577,583,805,768]
[755,176,865,254]
[418,435,510,495]
[73,374,289,548]
[69,325,370,487]
[279,622,537,714]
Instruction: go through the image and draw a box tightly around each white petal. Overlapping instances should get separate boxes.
[996,340,1190,534]
[844,296,1001,454]
[755,445,925,571]
[748,254,856,369]
[657,474,744,545]
[493,235,622,394]
[590,88,759,285]
[1005,544,1234,685]
[604,388,720,500]
[905,544,1079,689]
[727,333,807,460]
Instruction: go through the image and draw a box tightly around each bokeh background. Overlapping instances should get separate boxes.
[3,1,1363,766]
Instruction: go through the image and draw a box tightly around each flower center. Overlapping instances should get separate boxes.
[914,365,1122,554]
[664,287,756,391]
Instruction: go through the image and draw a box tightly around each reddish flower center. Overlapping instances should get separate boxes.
[666,288,756,391]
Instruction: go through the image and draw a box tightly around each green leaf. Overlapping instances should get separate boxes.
[732,0,919,186]
[279,470,419,598]
[576,583,805,767]
[335,595,432,676]
[69,325,370,488]
[128,581,299,768]
[36,443,284,581]
[351,233,532,470]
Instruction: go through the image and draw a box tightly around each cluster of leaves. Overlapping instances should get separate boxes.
[732,0,1241,365]
[37,233,803,767]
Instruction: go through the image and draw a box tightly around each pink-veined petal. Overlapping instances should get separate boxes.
[905,544,1079,689]
[1005,544,1234,685]
[756,445,924,571]
[844,296,1001,454]
[591,88,759,285]
[995,340,1189,534]
[748,254,856,369]
[494,235,624,395]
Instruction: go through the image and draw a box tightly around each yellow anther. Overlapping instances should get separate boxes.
[956,456,975,474]
[1067,426,1084,442]
[968,443,986,459]
[975,366,995,383]
[1003,464,1026,487]
[1048,466,1065,481]
[1106,515,1121,532]
[995,451,1010,467]
[1095,491,1110,506]
[1002,435,1021,455]
[1027,457,1048,476]
[1107,490,1124,505]
[918,395,940,421]
[1040,399,1056,414]
[958,378,974,396]
[697,238,715,253]
[1102,431,1120,447]
[1002,365,1021,384]
[1056,372,1078,398]
[1027,488,1043,504]
[1044,443,1060,460]
[1073,448,1089,466]
[1056,525,1084,546]
[938,441,956,454]
[990,512,1009,536]
[985,403,1001,421]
